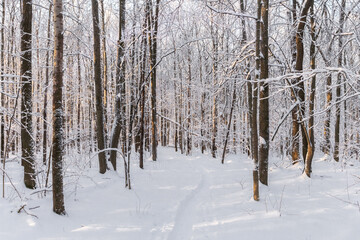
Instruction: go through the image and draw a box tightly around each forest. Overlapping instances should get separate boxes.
[0,0,360,239]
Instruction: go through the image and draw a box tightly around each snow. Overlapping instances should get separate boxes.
[1,148,360,240]
[259,136,267,145]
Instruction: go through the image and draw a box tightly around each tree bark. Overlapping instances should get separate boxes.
[91,0,107,173]
[43,3,52,164]
[305,4,316,177]
[173,50,179,152]
[186,49,192,155]
[146,0,160,161]
[295,0,313,163]
[221,78,236,164]
[334,0,346,162]
[290,0,300,164]
[0,0,5,162]
[323,73,332,155]
[210,8,218,158]
[139,11,148,169]
[99,0,109,147]
[259,0,269,186]
[109,0,126,170]
[52,0,65,215]
[252,0,261,200]
[21,0,36,189]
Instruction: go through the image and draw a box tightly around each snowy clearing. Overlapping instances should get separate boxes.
[1,147,360,240]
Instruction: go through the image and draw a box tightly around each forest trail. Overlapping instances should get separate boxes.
[166,173,206,240]
[1,147,360,240]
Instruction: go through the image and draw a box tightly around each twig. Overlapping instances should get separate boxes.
[17,204,38,219]
[0,166,23,201]
[327,193,360,211]
[279,185,286,216]
[3,88,21,198]
[44,148,52,197]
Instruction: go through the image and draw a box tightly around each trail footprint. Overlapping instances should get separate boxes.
[167,174,206,240]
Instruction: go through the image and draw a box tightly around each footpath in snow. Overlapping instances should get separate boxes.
[1,147,360,240]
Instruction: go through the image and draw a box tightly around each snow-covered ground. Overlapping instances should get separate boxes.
[1,147,360,240]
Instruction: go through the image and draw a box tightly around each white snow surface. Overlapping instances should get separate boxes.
[1,148,360,240]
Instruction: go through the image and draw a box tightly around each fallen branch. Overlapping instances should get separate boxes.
[17,204,38,219]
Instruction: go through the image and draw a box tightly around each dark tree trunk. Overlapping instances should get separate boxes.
[334,0,346,162]
[252,0,261,200]
[259,0,269,186]
[52,0,65,215]
[91,0,107,173]
[21,0,36,189]
[295,0,313,163]
[139,12,148,169]
[221,79,236,164]
[305,4,316,177]
[0,0,5,162]
[173,53,178,152]
[199,50,206,154]
[291,0,300,164]
[76,34,81,153]
[186,49,192,155]
[109,0,126,170]
[99,0,109,148]
[323,74,332,154]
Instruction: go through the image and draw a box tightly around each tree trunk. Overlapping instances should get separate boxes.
[221,78,236,164]
[21,0,36,189]
[91,0,107,173]
[290,0,300,164]
[146,0,160,161]
[76,30,81,154]
[43,3,52,164]
[210,8,218,159]
[305,4,316,177]
[186,49,192,155]
[0,0,5,162]
[252,0,261,200]
[334,0,346,162]
[323,74,332,154]
[295,0,313,164]
[173,52,178,152]
[259,0,270,186]
[178,59,184,154]
[199,49,206,154]
[139,12,148,169]
[128,2,137,153]
[52,0,65,215]
[109,0,126,170]
[99,0,109,148]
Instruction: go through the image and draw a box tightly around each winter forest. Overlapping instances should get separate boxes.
[0,0,360,239]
